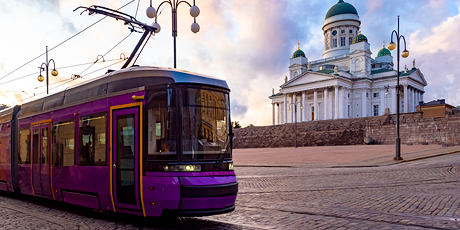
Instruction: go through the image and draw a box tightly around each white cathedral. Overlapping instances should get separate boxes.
[269,0,428,125]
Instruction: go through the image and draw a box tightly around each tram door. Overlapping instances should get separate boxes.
[112,107,141,210]
[31,122,52,196]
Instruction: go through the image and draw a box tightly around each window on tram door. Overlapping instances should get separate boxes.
[18,128,31,164]
[181,88,230,160]
[54,120,75,167]
[32,129,39,164]
[374,105,379,116]
[333,39,337,48]
[0,127,4,165]
[340,37,345,46]
[78,113,107,166]
[146,88,177,161]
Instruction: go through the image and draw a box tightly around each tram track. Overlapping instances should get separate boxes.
[238,178,460,195]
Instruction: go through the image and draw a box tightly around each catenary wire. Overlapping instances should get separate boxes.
[135,0,141,18]
[0,58,123,86]
[7,59,126,106]
[78,32,133,76]
[0,0,135,83]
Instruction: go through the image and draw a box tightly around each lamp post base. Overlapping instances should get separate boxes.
[394,138,403,160]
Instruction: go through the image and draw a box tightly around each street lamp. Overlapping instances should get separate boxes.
[146,0,200,68]
[38,46,58,94]
[388,16,409,161]
[288,101,303,148]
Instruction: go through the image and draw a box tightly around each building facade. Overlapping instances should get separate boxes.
[269,0,427,125]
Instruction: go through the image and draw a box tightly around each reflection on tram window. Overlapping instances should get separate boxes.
[181,88,230,160]
[146,88,176,161]
[0,125,5,166]
[32,129,39,164]
[53,120,75,167]
[18,128,31,164]
[78,113,107,166]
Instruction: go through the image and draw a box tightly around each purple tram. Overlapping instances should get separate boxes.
[0,66,237,217]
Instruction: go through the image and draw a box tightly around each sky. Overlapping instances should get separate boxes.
[1,0,460,127]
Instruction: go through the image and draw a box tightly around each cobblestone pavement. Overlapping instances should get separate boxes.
[0,153,460,229]
[209,152,460,229]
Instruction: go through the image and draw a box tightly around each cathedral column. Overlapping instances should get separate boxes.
[339,87,344,118]
[328,90,333,119]
[391,86,397,114]
[344,88,349,118]
[380,87,385,115]
[302,91,306,122]
[324,88,328,120]
[292,93,296,123]
[314,89,318,121]
[334,86,339,119]
[277,103,281,125]
[362,89,367,117]
[272,103,276,125]
[284,94,288,124]
[412,88,416,112]
[403,85,408,113]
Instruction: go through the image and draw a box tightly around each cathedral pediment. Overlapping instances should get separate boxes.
[281,71,337,88]
[408,69,428,86]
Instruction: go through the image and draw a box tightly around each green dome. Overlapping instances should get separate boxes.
[352,31,368,44]
[292,49,306,58]
[325,0,358,20]
[292,43,306,58]
[377,42,392,57]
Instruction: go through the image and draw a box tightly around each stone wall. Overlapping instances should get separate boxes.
[368,112,460,145]
[233,112,460,149]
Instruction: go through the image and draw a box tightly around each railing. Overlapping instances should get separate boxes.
[310,54,349,65]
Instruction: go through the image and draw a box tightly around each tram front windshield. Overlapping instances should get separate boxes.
[146,86,230,162]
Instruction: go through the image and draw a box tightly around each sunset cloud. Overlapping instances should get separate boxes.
[0,0,459,126]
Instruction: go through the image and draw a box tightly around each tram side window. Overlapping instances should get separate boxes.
[54,120,75,167]
[18,128,31,164]
[78,113,107,166]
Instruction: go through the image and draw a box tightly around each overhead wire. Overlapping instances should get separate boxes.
[0,0,135,83]
[135,0,141,18]
[0,58,123,86]
[7,58,127,106]
[78,32,133,76]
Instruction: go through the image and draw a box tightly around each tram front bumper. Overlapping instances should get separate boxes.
[143,175,237,217]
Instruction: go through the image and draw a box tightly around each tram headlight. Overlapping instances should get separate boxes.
[228,163,234,170]
[163,164,201,172]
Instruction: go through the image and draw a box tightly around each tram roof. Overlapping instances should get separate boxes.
[18,66,230,118]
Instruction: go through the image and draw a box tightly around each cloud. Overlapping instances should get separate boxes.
[1,0,460,125]
[408,5,460,106]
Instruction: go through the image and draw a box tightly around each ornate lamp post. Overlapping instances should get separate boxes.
[146,0,200,68]
[289,101,303,148]
[388,16,410,160]
[38,46,58,94]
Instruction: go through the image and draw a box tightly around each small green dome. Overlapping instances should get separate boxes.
[352,30,368,44]
[292,43,306,58]
[377,42,392,57]
[293,49,306,58]
[325,0,358,20]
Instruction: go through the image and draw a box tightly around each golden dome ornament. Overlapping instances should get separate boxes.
[401,49,410,58]
[388,41,396,51]
[51,69,58,76]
